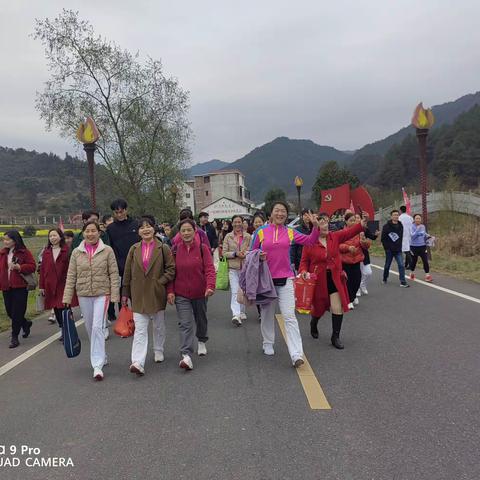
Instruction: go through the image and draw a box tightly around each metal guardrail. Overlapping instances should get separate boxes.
[375,191,480,224]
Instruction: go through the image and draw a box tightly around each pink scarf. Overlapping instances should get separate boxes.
[141,241,154,271]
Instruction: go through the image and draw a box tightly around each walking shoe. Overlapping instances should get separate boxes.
[239,313,247,321]
[310,318,319,339]
[154,352,164,363]
[400,283,410,288]
[105,318,112,327]
[360,287,368,295]
[263,344,275,356]
[382,280,387,284]
[348,302,355,310]
[353,298,359,306]
[9,335,19,348]
[331,334,344,350]
[104,327,110,340]
[425,274,433,282]
[410,273,415,281]
[22,320,33,338]
[293,357,305,368]
[198,342,207,356]
[48,314,56,324]
[179,355,193,370]
[356,290,361,297]
[93,368,104,381]
[58,335,64,343]
[129,363,145,376]
[232,316,242,327]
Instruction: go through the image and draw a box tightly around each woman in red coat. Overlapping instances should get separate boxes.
[339,213,370,310]
[39,228,78,341]
[0,230,36,348]
[299,213,368,349]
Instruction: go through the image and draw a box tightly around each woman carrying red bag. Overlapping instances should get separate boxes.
[299,212,368,349]
[39,228,78,342]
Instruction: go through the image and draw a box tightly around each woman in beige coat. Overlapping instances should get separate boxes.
[121,216,175,375]
[63,221,120,381]
[222,215,251,326]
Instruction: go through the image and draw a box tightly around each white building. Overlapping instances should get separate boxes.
[179,180,195,213]
[202,197,251,219]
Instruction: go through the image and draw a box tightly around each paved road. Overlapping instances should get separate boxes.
[0,268,479,480]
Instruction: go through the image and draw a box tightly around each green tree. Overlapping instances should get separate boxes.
[264,188,287,216]
[33,9,191,216]
[311,161,359,206]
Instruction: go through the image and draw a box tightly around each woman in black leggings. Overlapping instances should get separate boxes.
[410,214,432,282]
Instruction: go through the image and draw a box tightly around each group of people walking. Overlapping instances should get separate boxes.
[0,198,432,381]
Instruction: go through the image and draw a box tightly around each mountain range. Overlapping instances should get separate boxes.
[188,91,480,200]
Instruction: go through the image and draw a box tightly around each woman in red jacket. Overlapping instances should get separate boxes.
[167,219,216,371]
[339,213,370,310]
[0,230,36,348]
[39,228,78,341]
[299,213,367,349]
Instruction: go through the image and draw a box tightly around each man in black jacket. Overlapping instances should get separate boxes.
[198,212,218,253]
[107,199,140,277]
[381,210,409,287]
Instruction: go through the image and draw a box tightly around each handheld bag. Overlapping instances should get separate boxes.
[294,274,317,315]
[114,306,135,338]
[21,273,37,291]
[62,308,81,358]
[215,257,229,290]
[35,293,45,312]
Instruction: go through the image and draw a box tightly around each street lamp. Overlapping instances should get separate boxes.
[411,103,435,227]
[76,117,100,210]
[294,176,303,216]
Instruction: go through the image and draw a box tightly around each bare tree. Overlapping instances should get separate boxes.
[33,9,191,217]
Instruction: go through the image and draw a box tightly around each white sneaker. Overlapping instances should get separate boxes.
[263,344,275,356]
[356,290,361,297]
[232,316,242,327]
[239,313,247,321]
[129,363,145,375]
[93,367,104,381]
[353,298,359,306]
[154,352,164,363]
[104,328,109,340]
[361,287,368,295]
[348,302,355,310]
[198,342,207,356]
[179,355,193,370]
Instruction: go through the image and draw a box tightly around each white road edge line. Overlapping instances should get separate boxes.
[0,320,85,378]
[371,264,480,305]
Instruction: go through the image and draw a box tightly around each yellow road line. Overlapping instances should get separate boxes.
[275,314,331,410]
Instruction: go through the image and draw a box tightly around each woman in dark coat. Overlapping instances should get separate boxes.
[299,213,368,349]
[39,228,78,340]
[0,230,36,348]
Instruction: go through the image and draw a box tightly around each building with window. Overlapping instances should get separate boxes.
[179,180,195,213]
[193,170,252,213]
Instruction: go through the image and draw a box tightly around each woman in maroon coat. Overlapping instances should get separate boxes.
[39,228,78,340]
[0,230,36,348]
[299,213,368,349]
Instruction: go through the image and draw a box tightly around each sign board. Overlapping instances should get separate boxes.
[203,197,249,219]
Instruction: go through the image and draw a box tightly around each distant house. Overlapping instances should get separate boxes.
[179,180,195,214]
[201,197,251,219]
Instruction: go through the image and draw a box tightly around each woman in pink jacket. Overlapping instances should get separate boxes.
[250,202,319,367]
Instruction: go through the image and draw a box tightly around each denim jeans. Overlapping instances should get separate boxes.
[383,250,406,284]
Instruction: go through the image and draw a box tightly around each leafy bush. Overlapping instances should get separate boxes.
[23,225,37,237]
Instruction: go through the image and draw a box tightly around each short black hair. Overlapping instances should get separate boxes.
[232,215,243,222]
[179,208,193,221]
[199,212,209,219]
[64,230,75,239]
[271,201,289,215]
[400,205,407,213]
[391,209,400,215]
[139,215,156,228]
[101,214,113,224]
[301,208,313,216]
[81,220,101,233]
[179,218,196,230]
[110,199,128,211]
[344,212,355,222]
[82,210,100,222]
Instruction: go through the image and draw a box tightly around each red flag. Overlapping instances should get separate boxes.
[319,184,351,216]
[402,187,411,215]
[58,217,65,232]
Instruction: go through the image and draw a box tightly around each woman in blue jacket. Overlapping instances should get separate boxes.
[410,214,432,282]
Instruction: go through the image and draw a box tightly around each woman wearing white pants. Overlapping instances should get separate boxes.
[354,214,378,296]
[121,216,176,376]
[63,221,120,381]
[222,215,251,327]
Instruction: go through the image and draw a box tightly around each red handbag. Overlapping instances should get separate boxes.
[294,274,317,315]
[113,306,135,338]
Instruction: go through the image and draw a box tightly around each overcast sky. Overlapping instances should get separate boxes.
[1,0,479,165]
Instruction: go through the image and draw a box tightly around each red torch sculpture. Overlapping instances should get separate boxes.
[411,103,435,227]
[76,117,100,210]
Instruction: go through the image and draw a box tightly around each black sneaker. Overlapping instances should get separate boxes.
[400,283,410,288]
[22,320,33,338]
[9,336,19,348]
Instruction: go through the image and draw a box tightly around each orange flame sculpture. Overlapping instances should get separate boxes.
[76,117,100,144]
[411,103,435,130]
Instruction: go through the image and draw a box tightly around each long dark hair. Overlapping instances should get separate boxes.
[4,230,26,250]
[47,228,66,248]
